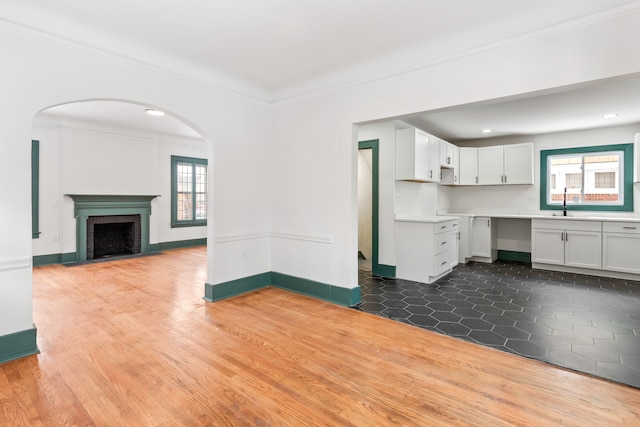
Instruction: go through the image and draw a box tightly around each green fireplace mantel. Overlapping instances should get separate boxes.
[66,194,159,262]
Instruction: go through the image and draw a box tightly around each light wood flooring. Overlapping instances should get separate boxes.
[1,246,639,426]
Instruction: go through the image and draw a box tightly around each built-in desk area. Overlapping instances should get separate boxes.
[436,211,640,281]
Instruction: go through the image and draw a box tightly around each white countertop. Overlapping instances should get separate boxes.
[395,215,459,223]
[436,211,640,223]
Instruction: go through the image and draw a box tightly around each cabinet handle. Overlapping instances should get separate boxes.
[452,223,457,227]
[454,175,457,183]
[561,232,564,241]
[504,175,507,183]
[565,232,568,241]
[623,226,637,230]
[441,261,448,266]
[441,241,448,245]
[487,219,490,227]
[475,176,478,184]
[447,156,451,164]
[430,170,433,178]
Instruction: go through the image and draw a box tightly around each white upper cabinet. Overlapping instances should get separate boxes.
[477,143,534,185]
[477,146,504,185]
[396,128,440,183]
[439,138,454,168]
[459,147,478,185]
[440,145,460,185]
[504,143,534,184]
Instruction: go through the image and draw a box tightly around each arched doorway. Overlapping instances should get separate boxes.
[31,99,210,266]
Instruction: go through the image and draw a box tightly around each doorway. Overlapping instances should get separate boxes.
[358,139,380,275]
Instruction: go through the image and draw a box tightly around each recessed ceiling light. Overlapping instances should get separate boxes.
[482,129,492,134]
[602,113,618,119]
[145,108,165,116]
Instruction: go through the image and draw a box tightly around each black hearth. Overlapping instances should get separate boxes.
[87,215,141,260]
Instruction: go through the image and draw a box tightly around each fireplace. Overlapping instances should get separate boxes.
[67,194,157,262]
[87,215,141,260]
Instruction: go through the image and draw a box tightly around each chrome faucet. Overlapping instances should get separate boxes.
[563,187,567,216]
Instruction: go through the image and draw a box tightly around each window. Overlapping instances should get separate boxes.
[540,143,633,212]
[171,156,208,227]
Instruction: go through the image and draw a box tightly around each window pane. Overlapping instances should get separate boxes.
[177,162,193,220]
[195,164,207,219]
[548,155,582,203]
[584,153,619,202]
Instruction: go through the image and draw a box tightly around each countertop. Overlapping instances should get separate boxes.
[427,211,640,223]
[395,215,459,223]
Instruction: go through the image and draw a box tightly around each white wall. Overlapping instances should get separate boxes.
[3,5,640,340]
[273,9,640,289]
[0,26,271,337]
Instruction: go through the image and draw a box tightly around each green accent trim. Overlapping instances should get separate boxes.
[33,253,77,267]
[31,140,40,239]
[204,272,271,302]
[540,143,633,212]
[204,272,362,307]
[171,155,208,228]
[158,238,207,251]
[0,326,39,364]
[67,194,157,262]
[497,250,531,263]
[358,140,390,277]
[33,239,206,266]
[376,264,396,278]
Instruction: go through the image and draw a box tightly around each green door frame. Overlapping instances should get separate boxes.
[358,139,383,276]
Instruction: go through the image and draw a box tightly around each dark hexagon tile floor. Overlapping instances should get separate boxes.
[355,261,640,389]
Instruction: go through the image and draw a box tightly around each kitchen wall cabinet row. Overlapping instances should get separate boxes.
[531,219,640,275]
[395,127,534,185]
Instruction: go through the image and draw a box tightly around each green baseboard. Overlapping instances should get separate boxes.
[0,326,39,364]
[374,264,396,278]
[497,250,532,263]
[33,252,76,267]
[204,272,271,302]
[204,271,362,307]
[34,238,207,266]
[157,238,207,251]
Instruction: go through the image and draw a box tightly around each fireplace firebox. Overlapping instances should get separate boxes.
[87,215,141,260]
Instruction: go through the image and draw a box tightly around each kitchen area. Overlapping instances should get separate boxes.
[356,77,640,389]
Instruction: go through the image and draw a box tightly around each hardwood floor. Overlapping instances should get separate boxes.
[1,246,639,425]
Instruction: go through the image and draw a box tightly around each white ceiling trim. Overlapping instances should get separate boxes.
[274,1,640,106]
[5,1,640,106]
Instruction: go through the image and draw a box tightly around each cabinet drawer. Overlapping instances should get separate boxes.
[435,233,453,255]
[436,220,458,234]
[531,219,601,232]
[602,221,640,234]
[434,251,451,276]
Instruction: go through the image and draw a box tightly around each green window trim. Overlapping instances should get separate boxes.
[540,143,633,212]
[32,140,40,238]
[171,155,208,228]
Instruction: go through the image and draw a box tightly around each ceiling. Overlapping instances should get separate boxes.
[9,1,640,140]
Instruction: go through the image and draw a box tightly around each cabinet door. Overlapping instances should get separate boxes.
[477,146,504,185]
[396,128,431,181]
[603,233,640,274]
[439,139,454,168]
[531,228,565,265]
[450,230,460,268]
[564,230,602,269]
[459,147,477,185]
[504,143,533,184]
[470,217,491,257]
[428,137,440,182]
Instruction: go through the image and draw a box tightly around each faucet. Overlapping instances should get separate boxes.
[563,187,567,216]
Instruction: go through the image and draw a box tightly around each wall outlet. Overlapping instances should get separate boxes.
[529,197,537,205]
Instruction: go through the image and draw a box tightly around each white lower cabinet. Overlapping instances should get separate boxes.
[531,219,601,270]
[395,217,459,284]
[602,222,640,274]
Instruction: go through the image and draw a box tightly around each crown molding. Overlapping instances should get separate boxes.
[0,18,273,105]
